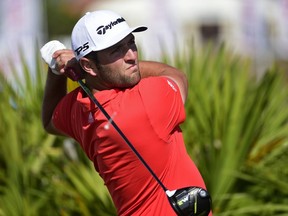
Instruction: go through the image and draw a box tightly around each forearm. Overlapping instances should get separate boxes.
[139,61,188,103]
[42,68,67,134]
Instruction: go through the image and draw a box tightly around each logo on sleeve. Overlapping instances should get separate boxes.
[167,80,177,92]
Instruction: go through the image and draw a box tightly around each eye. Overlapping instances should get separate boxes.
[128,38,136,46]
[128,40,137,52]
[111,45,122,54]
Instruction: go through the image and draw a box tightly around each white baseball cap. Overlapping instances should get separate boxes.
[71,10,147,60]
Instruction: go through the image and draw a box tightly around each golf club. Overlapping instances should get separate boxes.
[41,41,212,216]
[75,78,211,216]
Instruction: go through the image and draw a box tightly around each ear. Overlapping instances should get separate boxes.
[79,58,97,76]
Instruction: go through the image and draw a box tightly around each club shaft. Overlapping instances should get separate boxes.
[78,80,168,192]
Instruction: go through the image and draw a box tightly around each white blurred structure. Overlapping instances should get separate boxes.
[0,0,43,77]
[273,0,288,60]
[85,0,288,70]
[1,0,286,77]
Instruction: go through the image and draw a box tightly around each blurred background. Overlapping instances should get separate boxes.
[1,1,288,216]
[1,0,288,77]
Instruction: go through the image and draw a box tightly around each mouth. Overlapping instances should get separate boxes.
[127,64,138,74]
[127,63,137,70]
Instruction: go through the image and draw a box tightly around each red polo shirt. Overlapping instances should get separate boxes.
[53,76,207,215]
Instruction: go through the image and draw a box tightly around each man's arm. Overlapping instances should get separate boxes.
[139,61,188,103]
[42,69,67,135]
[41,49,76,136]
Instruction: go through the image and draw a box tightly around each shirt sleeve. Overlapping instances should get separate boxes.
[138,77,186,139]
[52,89,78,138]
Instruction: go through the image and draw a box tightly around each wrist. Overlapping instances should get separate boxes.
[47,68,67,81]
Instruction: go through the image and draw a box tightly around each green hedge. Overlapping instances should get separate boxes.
[0,45,288,215]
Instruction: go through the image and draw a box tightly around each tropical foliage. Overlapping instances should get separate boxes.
[0,47,115,216]
[179,45,288,215]
[0,44,288,216]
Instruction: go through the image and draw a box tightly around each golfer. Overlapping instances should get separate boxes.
[42,10,210,216]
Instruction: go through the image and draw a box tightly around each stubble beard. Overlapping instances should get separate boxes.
[99,64,141,89]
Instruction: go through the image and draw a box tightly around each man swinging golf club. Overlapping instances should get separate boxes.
[41,10,212,215]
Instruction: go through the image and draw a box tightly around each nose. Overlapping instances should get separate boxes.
[123,48,137,61]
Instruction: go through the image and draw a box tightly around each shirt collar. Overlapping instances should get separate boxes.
[76,87,118,112]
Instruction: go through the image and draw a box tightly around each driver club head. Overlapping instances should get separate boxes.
[167,186,212,216]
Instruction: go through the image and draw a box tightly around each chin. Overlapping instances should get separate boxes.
[123,78,141,89]
[131,72,141,83]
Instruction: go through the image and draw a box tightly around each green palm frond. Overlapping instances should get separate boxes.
[178,44,288,214]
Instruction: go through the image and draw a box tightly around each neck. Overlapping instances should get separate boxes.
[84,77,110,95]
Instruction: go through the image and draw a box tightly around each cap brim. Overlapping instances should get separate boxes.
[132,26,148,33]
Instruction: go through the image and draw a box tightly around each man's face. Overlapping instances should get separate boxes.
[94,34,141,89]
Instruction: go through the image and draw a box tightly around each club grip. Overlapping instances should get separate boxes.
[64,67,84,81]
